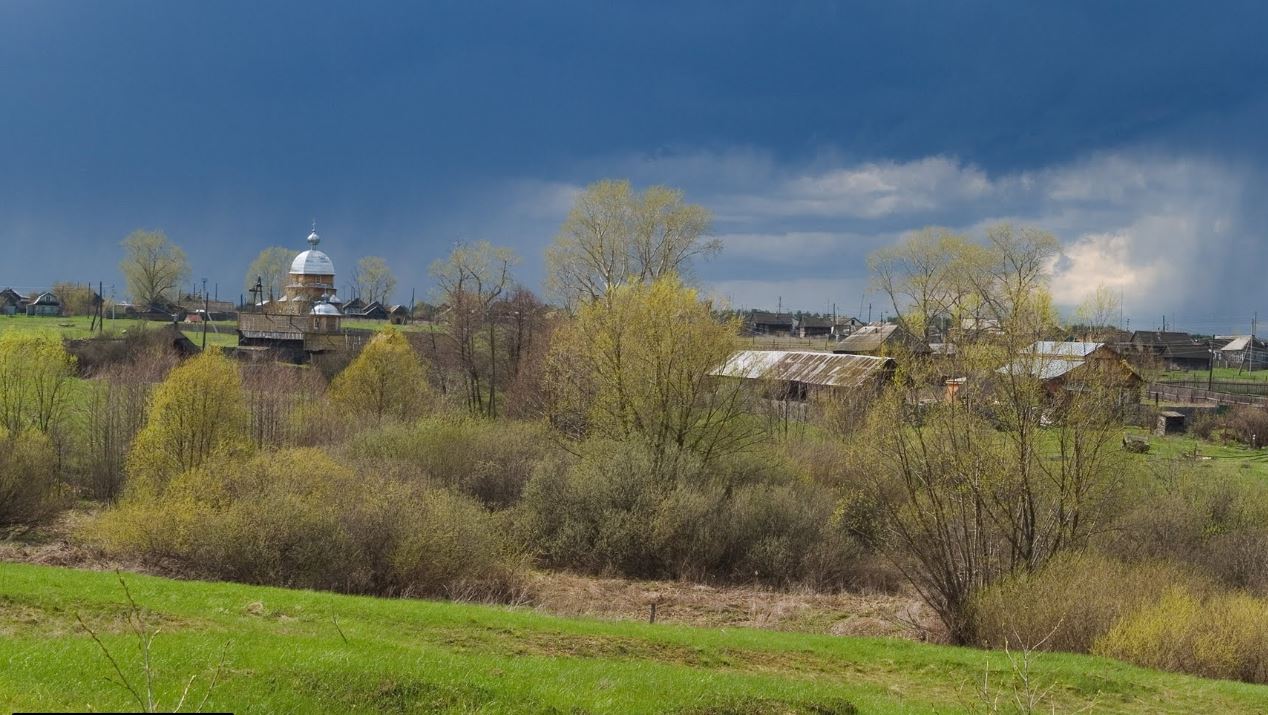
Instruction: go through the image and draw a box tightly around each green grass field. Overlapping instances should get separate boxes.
[1120,426,1268,481]
[0,314,437,352]
[1,564,1265,713]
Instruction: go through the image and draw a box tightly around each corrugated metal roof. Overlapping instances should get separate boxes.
[998,357,1085,380]
[712,350,892,388]
[1221,336,1251,351]
[834,324,930,354]
[1027,341,1103,358]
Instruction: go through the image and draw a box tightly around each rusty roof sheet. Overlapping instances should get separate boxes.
[711,350,893,388]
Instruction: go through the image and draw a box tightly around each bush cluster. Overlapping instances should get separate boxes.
[342,416,551,508]
[971,552,1209,653]
[90,448,524,600]
[1095,589,1268,684]
[517,439,868,588]
[0,428,67,528]
[1191,406,1268,448]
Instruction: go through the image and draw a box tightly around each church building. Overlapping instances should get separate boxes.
[238,226,349,356]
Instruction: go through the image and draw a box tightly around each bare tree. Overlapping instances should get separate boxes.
[430,241,517,417]
[244,247,298,301]
[351,256,397,305]
[120,230,190,306]
[546,180,717,307]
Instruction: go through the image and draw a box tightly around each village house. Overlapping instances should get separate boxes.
[1215,335,1268,370]
[0,288,26,316]
[710,349,895,402]
[347,301,389,320]
[388,304,410,324]
[25,292,61,316]
[997,340,1143,403]
[1127,331,1211,371]
[833,323,930,357]
[743,310,795,336]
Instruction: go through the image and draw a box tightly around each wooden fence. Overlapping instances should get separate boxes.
[1148,382,1268,407]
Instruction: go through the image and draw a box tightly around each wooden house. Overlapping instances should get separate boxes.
[1215,335,1268,370]
[1127,331,1210,371]
[25,292,61,316]
[998,341,1143,403]
[0,288,26,316]
[388,304,410,325]
[711,349,895,402]
[833,323,930,356]
[743,310,795,336]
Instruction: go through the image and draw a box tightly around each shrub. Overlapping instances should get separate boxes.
[328,327,430,424]
[1101,466,1268,592]
[1095,590,1268,684]
[1192,406,1268,448]
[971,552,1210,653]
[0,428,67,527]
[342,417,554,508]
[89,448,523,600]
[125,349,250,494]
[517,439,866,587]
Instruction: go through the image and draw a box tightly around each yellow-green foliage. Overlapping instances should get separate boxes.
[0,427,66,527]
[1095,589,1268,684]
[328,327,430,424]
[0,331,76,434]
[971,551,1209,653]
[548,277,757,466]
[91,448,522,599]
[125,349,249,493]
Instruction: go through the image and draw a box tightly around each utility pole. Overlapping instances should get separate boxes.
[201,277,208,350]
[1252,312,1259,374]
[1209,335,1215,390]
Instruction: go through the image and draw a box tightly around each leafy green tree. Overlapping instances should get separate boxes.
[329,327,430,424]
[245,247,299,301]
[120,229,191,306]
[547,276,758,470]
[126,349,249,493]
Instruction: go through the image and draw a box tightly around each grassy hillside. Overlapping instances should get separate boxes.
[1,564,1265,713]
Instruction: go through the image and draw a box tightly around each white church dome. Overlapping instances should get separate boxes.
[291,228,335,276]
[310,301,342,316]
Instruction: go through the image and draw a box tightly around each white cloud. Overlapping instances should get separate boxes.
[497,148,1249,322]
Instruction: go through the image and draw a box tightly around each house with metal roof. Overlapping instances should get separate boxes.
[711,349,894,401]
[833,323,930,356]
[1215,335,1268,369]
[25,292,61,316]
[998,340,1142,399]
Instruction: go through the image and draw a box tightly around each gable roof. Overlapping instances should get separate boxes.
[712,350,894,388]
[1129,331,1209,359]
[834,324,930,354]
[1026,341,1105,358]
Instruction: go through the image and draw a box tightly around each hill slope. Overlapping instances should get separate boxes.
[1,563,1265,713]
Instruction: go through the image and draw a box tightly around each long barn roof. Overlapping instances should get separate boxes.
[711,350,893,388]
